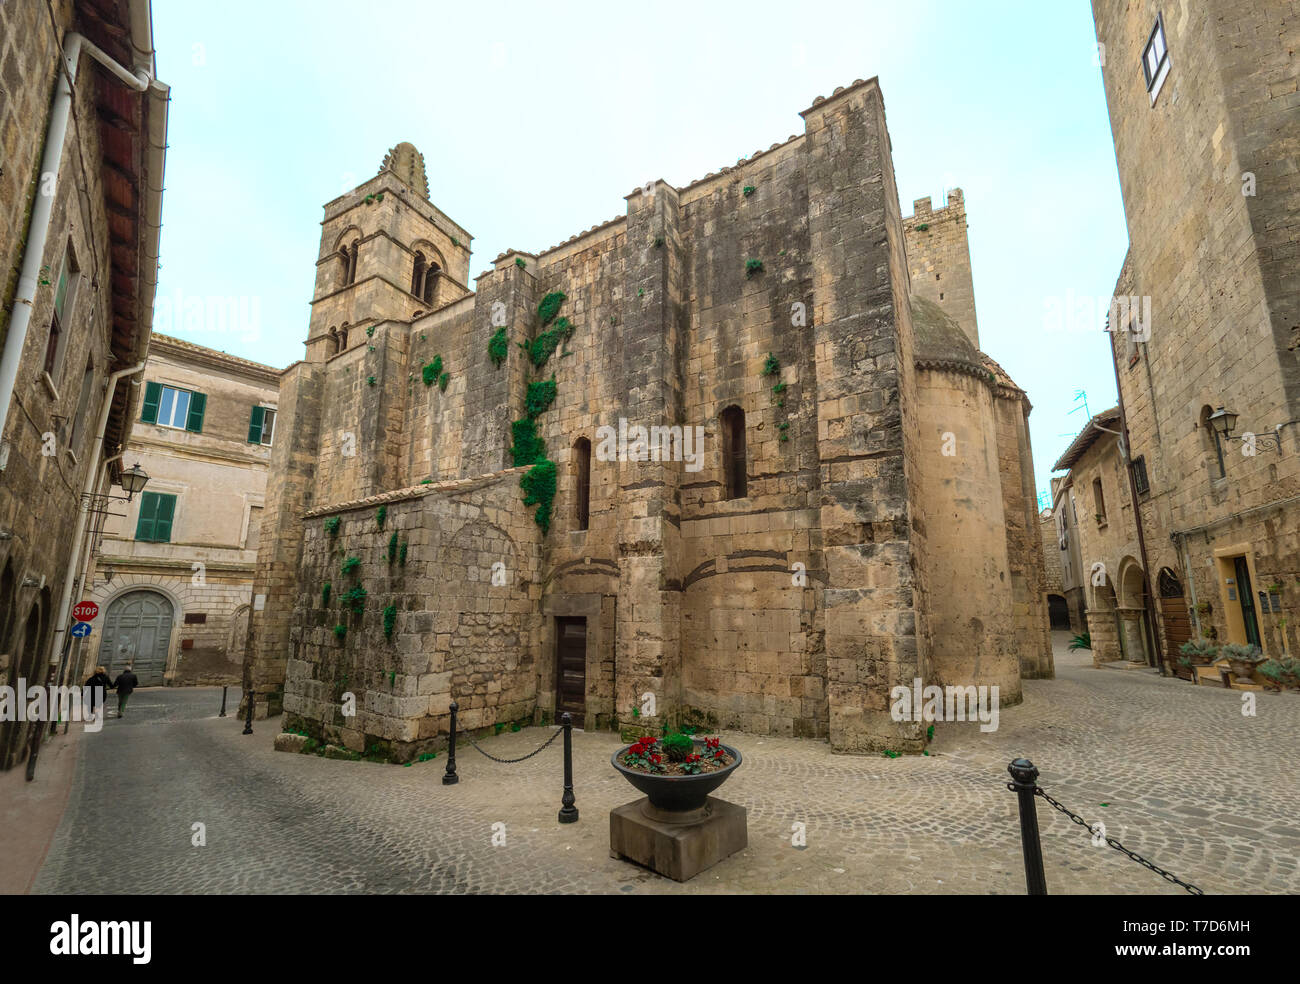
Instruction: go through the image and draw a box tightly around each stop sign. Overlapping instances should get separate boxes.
[72,601,99,622]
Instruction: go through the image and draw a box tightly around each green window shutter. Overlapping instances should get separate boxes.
[185,391,206,433]
[135,492,158,541]
[141,381,161,424]
[153,494,176,543]
[248,405,265,444]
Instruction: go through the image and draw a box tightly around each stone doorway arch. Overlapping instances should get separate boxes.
[97,591,174,687]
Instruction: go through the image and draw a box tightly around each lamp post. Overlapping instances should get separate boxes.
[1209,405,1282,460]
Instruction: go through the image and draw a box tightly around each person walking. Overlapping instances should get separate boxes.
[111,664,139,718]
[84,665,112,718]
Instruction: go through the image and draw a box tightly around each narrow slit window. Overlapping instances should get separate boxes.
[574,437,591,531]
[721,405,747,500]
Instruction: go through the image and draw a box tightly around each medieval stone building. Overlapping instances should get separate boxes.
[0,0,167,770]
[243,77,1052,759]
[1090,0,1299,669]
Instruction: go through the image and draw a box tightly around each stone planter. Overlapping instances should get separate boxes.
[1227,658,1262,685]
[609,737,747,881]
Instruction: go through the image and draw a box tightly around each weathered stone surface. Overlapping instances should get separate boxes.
[609,796,748,882]
[273,733,309,753]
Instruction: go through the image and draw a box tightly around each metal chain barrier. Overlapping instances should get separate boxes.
[460,724,562,764]
[442,701,580,823]
[1033,786,1204,895]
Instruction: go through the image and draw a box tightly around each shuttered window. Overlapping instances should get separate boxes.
[141,383,205,432]
[248,406,275,445]
[135,491,177,543]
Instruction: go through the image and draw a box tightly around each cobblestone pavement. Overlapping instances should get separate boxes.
[33,635,1300,894]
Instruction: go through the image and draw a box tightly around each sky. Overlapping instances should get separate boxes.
[150,0,1130,506]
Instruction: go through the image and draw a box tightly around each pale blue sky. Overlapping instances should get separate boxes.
[151,0,1129,503]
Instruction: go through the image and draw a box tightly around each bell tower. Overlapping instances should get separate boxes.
[304,142,473,362]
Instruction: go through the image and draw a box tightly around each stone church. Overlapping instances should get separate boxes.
[243,77,1052,758]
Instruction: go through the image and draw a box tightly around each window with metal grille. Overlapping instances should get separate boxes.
[1131,455,1150,495]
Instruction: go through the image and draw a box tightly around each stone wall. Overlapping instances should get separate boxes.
[282,471,542,760]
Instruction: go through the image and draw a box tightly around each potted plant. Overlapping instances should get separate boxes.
[1195,601,1212,615]
[1174,655,1197,682]
[1179,638,1218,666]
[1258,658,1287,690]
[612,731,742,815]
[1220,642,1265,684]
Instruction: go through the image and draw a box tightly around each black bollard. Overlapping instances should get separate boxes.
[442,700,459,785]
[243,690,254,735]
[219,685,228,717]
[558,712,579,823]
[1007,758,1047,895]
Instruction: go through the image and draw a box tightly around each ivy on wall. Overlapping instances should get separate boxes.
[488,327,509,367]
[422,355,443,386]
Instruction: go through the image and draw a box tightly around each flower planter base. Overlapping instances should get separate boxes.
[609,795,747,882]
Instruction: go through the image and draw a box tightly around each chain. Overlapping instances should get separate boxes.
[459,725,562,764]
[1033,787,1204,895]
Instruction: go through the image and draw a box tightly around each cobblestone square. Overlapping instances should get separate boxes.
[26,634,1300,894]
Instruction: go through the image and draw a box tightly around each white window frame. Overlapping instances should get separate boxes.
[259,406,277,447]
[1142,13,1171,104]
[155,384,192,430]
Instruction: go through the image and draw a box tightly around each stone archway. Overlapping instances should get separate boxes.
[1086,579,1121,666]
[1116,558,1151,665]
[2,601,44,770]
[1047,593,1071,630]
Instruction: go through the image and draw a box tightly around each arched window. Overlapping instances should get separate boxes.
[573,437,591,531]
[422,262,440,305]
[720,405,747,500]
[347,239,359,285]
[328,327,339,356]
[338,245,351,286]
[1157,567,1183,598]
[411,252,426,296]
[339,324,350,351]
[0,561,16,662]
[1198,404,1225,479]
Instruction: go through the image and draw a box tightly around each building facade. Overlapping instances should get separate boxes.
[0,0,167,769]
[1053,408,1157,665]
[243,78,1052,761]
[76,335,279,688]
[1091,0,1298,667]
[1049,475,1090,635]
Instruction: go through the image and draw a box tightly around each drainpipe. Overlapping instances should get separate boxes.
[0,32,154,464]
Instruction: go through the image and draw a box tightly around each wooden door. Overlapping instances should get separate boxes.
[98,591,172,686]
[555,617,586,718]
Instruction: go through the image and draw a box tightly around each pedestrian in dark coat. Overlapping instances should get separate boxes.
[112,665,139,717]
[84,666,112,716]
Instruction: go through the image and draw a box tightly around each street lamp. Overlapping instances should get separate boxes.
[120,463,149,501]
[1208,406,1239,438]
